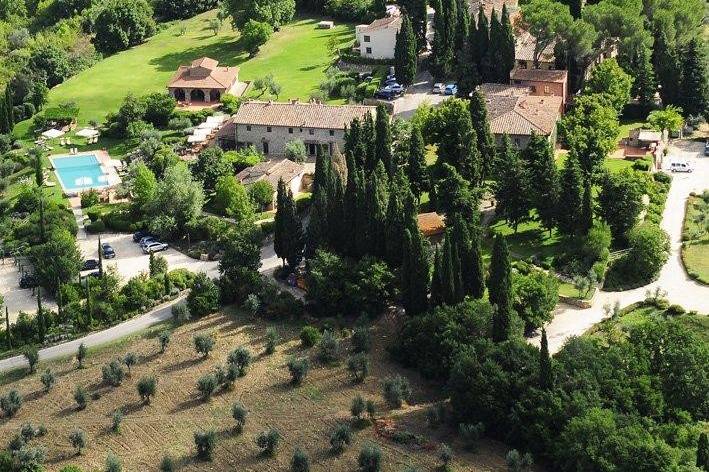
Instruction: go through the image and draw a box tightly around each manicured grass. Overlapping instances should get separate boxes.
[617,118,647,141]
[12,12,354,139]
[487,216,564,265]
[554,149,633,173]
[681,194,709,285]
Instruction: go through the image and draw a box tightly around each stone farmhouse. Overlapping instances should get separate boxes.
[233,100,376,157]
[237,158,305,208]
[355,15,402,59]
[167,57,245,105]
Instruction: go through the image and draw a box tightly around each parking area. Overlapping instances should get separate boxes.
[391,72,453,119]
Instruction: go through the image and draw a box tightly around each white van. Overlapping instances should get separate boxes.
[669,161,692,173]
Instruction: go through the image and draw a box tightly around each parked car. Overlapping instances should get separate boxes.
[102,243,116,259]
[669,161,693,173]
[444,83,458,95]
[82,259,99,271]
[375,85,403,100]
[432,83,445,94]
[384,77,398,86]
[19,274,38,289]
[139,236,156,248]
[133,231,151,242]
[143,242,168,254]
[704,140,709,156]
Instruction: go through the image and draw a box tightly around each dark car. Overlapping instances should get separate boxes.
[133,231,150,242]
[82,259,99,271]
[102,243,116,259]
[19,274,38,289]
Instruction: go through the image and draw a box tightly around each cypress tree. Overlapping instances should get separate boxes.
[436,99,481,184]
[372,0,386,19]
[430,0,447,78]
[274,179,289,267]
[430,246,444,308]
[365,162,388,258]
[305,189,327,259]
[498,5,515,83]
[344,119,361,166]
[539,328,553,390]
[495,136,530,232]
[474,6,491,82]
[697,432,709,471]
[38,194,45,243]
[374,105,393,175]
[5,306,11,350]
[630,42,656,113]
[362,112,376,169]
[394,14,417,87]
[401,228,430,316]
[522,132,559,236]
[354,167,369,257]
[488,9,504,82]
[453,0,470,72]
[458,15,481,97]
[0,96,7,134]
[469,90,496,181]
[452,217,484,299]
[580,178,593,235]
[384,172,407,266]
[37,288,46,343]
[327,174,345,253]
[489,234,512,343]
[442,0,457,78]
[679,37,709,118]
[409,0,428,49]
[342,154,359,257]
[275,179,304,269]
[440,232,461,305]
[556,153,584,237]
[651,20,680,107]
[406,123,428,202]
[33,149,43,187]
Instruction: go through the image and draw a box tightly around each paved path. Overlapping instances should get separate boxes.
[532,140,709,353]
[0,243,282,374]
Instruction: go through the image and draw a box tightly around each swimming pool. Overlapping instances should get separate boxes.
[50,154,110,193]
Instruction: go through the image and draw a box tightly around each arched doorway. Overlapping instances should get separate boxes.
[209,90,221,102]
[190,89,205,102]
[174,89,185,101]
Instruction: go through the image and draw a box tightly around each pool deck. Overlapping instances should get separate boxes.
[48,150,122,197]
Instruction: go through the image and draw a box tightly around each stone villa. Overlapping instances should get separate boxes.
[167,57,245,105]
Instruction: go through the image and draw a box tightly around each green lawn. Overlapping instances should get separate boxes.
[554,149,634,173]
[681,194,709,284]
[12,12,354,139]
[486,216,564,265]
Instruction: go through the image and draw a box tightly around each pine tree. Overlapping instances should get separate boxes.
[556,153,584,237]
[430,246,444,308]
[630,42,656,113]
[580,178,593,235]
[395,14,418,87]
[409,0,428,49]
[679,37,709,118]
[522,132,558,236]
[436,99,481,184]
[374,105,393,175]
[406,124,429,202]
[498,5,515,83]
[401,228,430,316]
[469,90,496,181]
[697,432,709,471]
[652,21,680,107]
[495,136,530,232]
[489,234,512,343]
[539,328,553,390]
[474,6,491,82]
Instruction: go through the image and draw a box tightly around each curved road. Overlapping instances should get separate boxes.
[532,140,709,353]
[0,244,280,374]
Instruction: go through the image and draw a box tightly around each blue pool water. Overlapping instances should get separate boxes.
[51,154,109,192]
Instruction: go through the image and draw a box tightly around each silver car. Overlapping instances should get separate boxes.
[142,242,168,254]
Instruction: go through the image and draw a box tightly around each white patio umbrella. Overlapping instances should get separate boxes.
[41,129,65,139]
[75,128,99,138]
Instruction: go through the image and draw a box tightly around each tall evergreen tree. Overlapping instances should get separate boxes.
[274,179,304,269]
[488,9,504,82]
[441,0,457,77]
[679,37,709,118]
[365,162,389,258]
[384,172,407,266]
[306,147,332,258]
[469,90,496,181]
[436,99,481,184]
[5,306,11,350]
[395,14,418,87]
[1,86,14,134]
[371,0,386,19]
[458,16,481,97]
[474,6,491,82]
[522,132,559,236]
[629,41,656,113]
[697,432,709,471]
[430,0,447,78]
[374,105,393,174]
[495,136,530,232]
[354,167,369,257]
[489,234,512,343]
[556,153,584,237]
[441,231,462,305]
[32,149,43,187]
[36,288,46,343]
[409,0,428,49]
[539,328,553,390]
[97,236,104,277]
[651,20,680,107]
[498,5,515,83]
[453,0,470,72]
[406,124,429,202]
[401,228,430,316]
[451,217,485,299]
[342,154,359,257]
[580,178,593,235]
[430,246,444,308]
[0,95,7,134]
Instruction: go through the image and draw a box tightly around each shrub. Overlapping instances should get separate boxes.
[351,325,371,353]
[69,429,86,455]
[158,331,171,353]
[665,304,686,316]
[194,430,216,460]
[76,342,87,368]
[159,454,175,472]
[197,374,218,400]
[172,303,190,322]
[318,330,341,363]
[291,447,310,472]
[426,403,446,429]
[459,422,485,451]
[85,219,106,233]
[265,327,279,354]
[232,402,248,433]
[287,357,310,385]
[653,172,671,184]
[81,190,100,208]
[241,20,273,56]
[366,399,376,420]
[137,375,158,404]
[193,333,215,357]
[347,353,370,383]
[20,423,37,442]
[112,410,123,433]
[186,272,220,318]
[74,385,88,410]
[351,394,366,420]
[123,352,138,374]
[40,369,56,392]
[358,443,382,472]
[227,347,252,376]
[102,360,126,387]
[285,139,307,162]
[382,375,411,409]
[24,346,39,373]
[329,423,352,453]
[506,449,534,472]
[439,443,453,466]
[248,180,274,211]
[256,428,281,456]
[106,452,122,472]
[300,326,321,348]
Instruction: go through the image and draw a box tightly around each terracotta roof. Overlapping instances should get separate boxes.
[510,68,567,83]
[237,158,305,188]
[359,15,402,32]
[417,212,445,237]
[233,101,376,130]
[167,57,239,90]
[482,90,562,136]
[478,83,533,97]
[514,30,555,63]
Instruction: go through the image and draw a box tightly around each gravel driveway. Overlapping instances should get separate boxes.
[392,71,452,119]
[534,139,709,353]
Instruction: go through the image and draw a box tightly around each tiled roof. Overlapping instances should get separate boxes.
[482,89,562,136]
[417,212,445,236]
[359,15,402,32]
[167,57,239,90]
[514,30,555,63]
[237,158,304,188]
[479,83,533,97]
[510,68,567,83]
[234,100,376,130]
